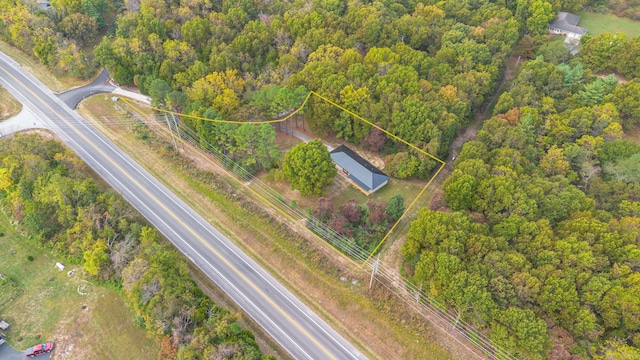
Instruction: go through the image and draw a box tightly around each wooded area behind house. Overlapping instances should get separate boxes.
[2,0,640,359]
[403,49,640,360]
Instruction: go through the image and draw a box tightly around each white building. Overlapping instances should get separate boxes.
[548,12,588,40]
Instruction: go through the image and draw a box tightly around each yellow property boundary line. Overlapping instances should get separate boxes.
[123,91,446,265]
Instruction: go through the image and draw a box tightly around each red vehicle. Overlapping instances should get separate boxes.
[25,342,54,357]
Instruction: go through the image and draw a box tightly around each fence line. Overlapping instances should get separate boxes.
[79,105,518,360]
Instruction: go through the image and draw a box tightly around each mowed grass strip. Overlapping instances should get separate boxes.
[78,95,458,360]
[0,212,156,358]
[0,85,21,121]
[577,11,640,37]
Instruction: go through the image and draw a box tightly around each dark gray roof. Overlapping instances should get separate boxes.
[330,145,388,192]
[549,12,588,35]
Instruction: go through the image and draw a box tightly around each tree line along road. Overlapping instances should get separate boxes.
[0,51,365,360]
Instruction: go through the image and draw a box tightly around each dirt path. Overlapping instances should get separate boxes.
[446,52,522,169]
[380,51,523,273]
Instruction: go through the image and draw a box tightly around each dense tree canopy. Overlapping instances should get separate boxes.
[6,0,640,358]
[282,139,336,196]
[405,54,640,359]
[0,0,114,77]
[0,134,272,360]
[88,0,538,180]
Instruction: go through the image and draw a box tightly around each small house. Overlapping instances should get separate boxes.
[548,12,588,39]
[330,145,389,195]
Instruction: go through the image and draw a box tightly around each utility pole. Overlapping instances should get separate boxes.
[165,114,178,150]
[169,111,181,141]
[369,253,380,289]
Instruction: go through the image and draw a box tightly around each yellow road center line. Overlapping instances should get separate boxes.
[0,64,338,360]
[124,88,447,267]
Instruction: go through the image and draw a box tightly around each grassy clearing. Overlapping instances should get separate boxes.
[577,11,640,37]
[331,177,424,208]
[0,86,21,121]
[0,40,88,92]
[0,213,156,358]
[77,96,460,360]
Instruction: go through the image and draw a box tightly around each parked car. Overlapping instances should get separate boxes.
[25,342,54,357]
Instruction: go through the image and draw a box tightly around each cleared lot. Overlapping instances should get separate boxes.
[0,212,156,359]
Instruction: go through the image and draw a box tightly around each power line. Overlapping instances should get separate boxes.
[49,98,518,360]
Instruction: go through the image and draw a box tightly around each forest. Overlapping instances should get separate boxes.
[0,134,273,360]
[91,0,524,179]
[402,42,640,360]
[2,0,640,358]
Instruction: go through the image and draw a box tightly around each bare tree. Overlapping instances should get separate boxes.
[141,278,162,303]
[579,160,599,191]
[126,0,141,13]
[172,306,194,345]
[212,344,238,360]
[110,234,139,278]
[122,258,149,292]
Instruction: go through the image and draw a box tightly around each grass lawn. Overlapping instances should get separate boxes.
[0,214,157,359]
[577,11,640,38]
[330,177,424,209]
[77,95,458,360]
[0,85,21,121]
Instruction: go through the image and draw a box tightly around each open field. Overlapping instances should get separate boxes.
[0,213,157,359]
[0,40,89,93]
[0,86,21,121]
[77,95,464,360]
[577,11,640,37]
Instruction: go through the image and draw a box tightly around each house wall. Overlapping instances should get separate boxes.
[548,28,583,39]
[370,179,388,194]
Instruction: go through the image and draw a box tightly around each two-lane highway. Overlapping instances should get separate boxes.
[0,51,365,360]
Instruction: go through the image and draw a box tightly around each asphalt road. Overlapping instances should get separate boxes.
[56,68,115,109]
[0,342,51,360]
[0,51,365,360]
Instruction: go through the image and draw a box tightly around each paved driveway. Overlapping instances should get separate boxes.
[0,342,52,360]
[56,68,115,109]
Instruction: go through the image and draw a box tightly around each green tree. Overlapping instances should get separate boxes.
[580,32,627,73]
[148,78,171,105]
[83,239,110,277]
[282,139,336,196]
[535,39,570,65]
[605,154,640,183]
[540,145,570,176]
[444,172,478,210]
[32,28,58,67]
[594,339,640,360]
[80,0,108,29]
[598,139,640,163]
[386,193,405,221]
[491,308,550,360]
[526,1,554,36]
[617,36,640,78]
[232,124,281,173]
[181,17,211,50]
[59,13,98,46]
[607,81,640,126]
